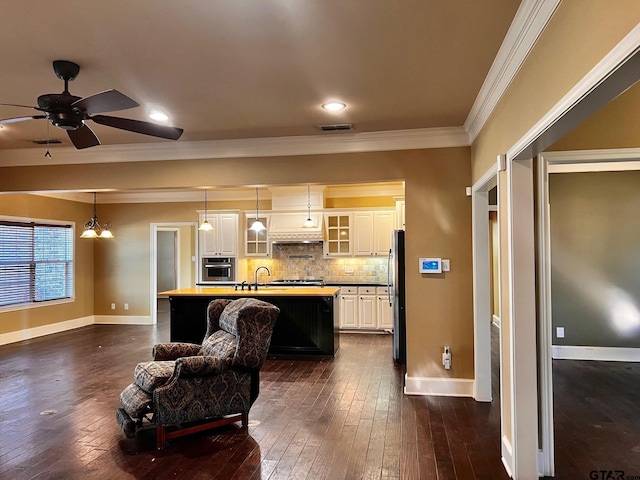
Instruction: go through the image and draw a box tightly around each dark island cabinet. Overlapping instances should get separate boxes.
[168,293,339,357]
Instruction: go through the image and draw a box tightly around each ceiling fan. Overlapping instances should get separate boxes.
[0,60,184,149]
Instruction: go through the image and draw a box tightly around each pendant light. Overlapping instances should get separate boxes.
[302,185,316,228]
[198,188,213,231]
[250,187,266,232]
[80,192,113,239]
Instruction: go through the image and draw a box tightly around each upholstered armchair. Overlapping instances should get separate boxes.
[116,298,280,449]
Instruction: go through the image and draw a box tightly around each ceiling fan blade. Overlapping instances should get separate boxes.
[67,124,100,149]
[72,89,139,115]
[0,115,46,125]
[0,102,41,110]
[91,115,183,140]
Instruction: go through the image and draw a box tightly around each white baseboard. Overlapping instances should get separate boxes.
[0,315,154,346]
[404,374,474,397]
[0,316,93,346]
[492,314,501,328]
[552,345,640,361]
[93,315,153,325]
[501,435,514,478]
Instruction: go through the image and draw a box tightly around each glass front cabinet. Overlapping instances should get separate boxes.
[245,215,269,257]
[324,213,352,256]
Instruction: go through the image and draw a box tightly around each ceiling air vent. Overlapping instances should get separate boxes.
[317,123,353,132]
[32,139,63,145]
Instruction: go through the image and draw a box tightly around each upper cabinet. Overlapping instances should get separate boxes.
[324,213,352,256]
[245,214,270,257]
[199,212,238,257]
[353,210,395,256]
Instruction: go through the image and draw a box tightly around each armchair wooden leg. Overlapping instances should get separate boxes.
[156,425,166,450]
[241,412,248,428]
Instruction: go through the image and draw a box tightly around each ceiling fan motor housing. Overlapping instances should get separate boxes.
[38,93,84,130]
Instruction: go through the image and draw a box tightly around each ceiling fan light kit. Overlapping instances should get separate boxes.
[0,60,184,149]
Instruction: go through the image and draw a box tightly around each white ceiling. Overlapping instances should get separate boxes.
[0,1,521,153]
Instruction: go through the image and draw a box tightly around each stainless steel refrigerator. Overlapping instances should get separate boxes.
[388,229,406,365]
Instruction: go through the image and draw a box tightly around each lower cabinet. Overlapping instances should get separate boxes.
[377,287,393,330]
[339,287,359,329]
[339,286,391,331]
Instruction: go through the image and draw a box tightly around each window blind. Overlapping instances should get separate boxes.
[0,220,73,307]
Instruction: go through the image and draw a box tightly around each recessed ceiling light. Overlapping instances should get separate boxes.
[322,101,346,111]
[148,109,169,122]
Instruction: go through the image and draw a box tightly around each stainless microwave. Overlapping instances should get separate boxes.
[201,257,235,283]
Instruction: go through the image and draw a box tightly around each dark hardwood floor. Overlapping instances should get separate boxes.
[552,358,640,479]
[6,303,637,479]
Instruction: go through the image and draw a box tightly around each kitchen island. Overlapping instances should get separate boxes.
[161,286,340,357]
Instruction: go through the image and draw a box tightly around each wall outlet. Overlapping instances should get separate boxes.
[556,326,565,338]
[442,259,450,272]
[442,345,452,370]
[124,303,129,310]
[110,303,116,310]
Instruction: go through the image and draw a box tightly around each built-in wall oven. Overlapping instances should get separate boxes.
[200,257,235,283]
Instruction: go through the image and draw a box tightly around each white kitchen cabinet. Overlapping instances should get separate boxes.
[377,287,394,330]
[324,213,352,256]
[199,213,238,257]
[358,287,377,329]
[245,214,269,257]
[339,286,358,329]
[353,210,395,256]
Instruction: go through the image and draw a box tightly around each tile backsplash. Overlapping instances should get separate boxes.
[245,243,388,284]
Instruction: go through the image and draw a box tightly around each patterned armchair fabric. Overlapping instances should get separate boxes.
[116,298,279,448]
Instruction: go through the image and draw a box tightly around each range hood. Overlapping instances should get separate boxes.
[268,212,324,243]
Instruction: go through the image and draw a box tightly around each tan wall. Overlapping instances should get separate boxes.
[0,147,474,381]
[472,1,640,180]
[178,225,195,289]
[0,194,94,334]
[470,1,640,447]
[325,196,397,208]
[549,80,640,151]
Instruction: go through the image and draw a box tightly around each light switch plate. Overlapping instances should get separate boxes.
[556,327,565,338]
[442,259,450,272]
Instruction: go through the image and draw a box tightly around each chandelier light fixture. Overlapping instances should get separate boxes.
[198,188,213,231]
[80,192,113,239]
[250,187,266,232]
[302,185,316,228]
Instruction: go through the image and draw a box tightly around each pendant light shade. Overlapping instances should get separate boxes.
[198,188,214,231]
[250,187,266,232]
[302,185,317,228]
[81,192,113,239]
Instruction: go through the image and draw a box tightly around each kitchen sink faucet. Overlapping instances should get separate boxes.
[254,266,271,290]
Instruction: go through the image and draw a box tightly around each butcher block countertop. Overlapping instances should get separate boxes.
[160,286,340,297]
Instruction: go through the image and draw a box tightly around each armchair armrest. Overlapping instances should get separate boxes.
[153,343,202,361]
[173,355,229,378]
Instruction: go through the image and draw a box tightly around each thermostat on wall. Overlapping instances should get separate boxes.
[419,258,442,274]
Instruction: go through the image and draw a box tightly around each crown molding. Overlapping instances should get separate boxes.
[0,126,469,167]
[465,0,561,142]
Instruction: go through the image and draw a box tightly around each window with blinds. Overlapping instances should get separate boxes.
[0,220,73,308]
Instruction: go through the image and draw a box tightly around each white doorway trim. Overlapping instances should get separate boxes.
[472,163,499,402]
[150,222,198,325]
[536,148,640,475]
[503,27,640,478]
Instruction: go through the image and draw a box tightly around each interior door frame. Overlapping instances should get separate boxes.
[472,163,499,403]
[150,222,198,325]
[504,29,640,477]
[157,227,180,292]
